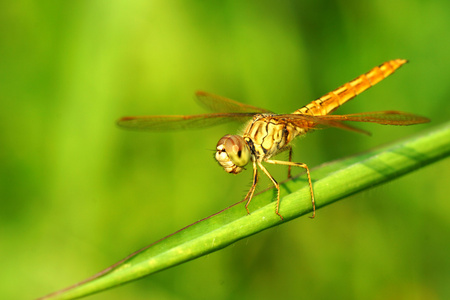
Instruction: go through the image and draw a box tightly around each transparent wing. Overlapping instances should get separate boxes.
[272,111,430,136]
[195,91,272,113]
[320,111,431,125]
[117,113,255,131]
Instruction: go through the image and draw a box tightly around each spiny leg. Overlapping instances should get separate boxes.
[266,159,315,218]
[287,146,293,179]
[244,160,258,215]
[257,161,283,220]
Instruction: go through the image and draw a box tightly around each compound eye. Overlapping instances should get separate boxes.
[221,135,251,167]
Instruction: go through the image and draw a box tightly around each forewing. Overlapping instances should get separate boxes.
[117,113,255,131]
[195,91,272,113]
[320,111,430,125]
[271,111,429,136]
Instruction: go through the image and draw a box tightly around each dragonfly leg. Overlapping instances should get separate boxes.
[257,161,283,220]
[287,146,293,179]
[265,159,315,219]
[244,160,258,215]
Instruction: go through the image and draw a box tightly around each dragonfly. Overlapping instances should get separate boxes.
[117,59,429,220]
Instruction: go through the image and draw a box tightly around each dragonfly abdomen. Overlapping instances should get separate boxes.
[294,59,408,117]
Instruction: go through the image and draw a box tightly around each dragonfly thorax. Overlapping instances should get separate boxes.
[215,134,251,174]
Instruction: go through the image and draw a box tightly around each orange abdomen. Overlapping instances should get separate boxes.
[295,59,407,116]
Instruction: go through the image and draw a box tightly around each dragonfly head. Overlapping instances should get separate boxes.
[215,134,251,174]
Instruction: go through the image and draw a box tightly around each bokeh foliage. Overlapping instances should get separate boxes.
[1,1,449,299]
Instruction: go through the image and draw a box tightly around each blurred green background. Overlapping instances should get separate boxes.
[1,1,449,299]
